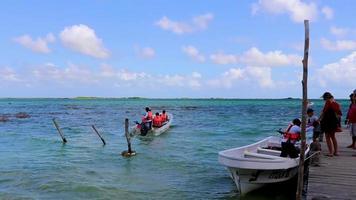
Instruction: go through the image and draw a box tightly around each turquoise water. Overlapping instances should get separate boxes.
[0,99,350,200]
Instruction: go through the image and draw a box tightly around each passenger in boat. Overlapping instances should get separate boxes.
[320,92,342,157]
[280,118,313,158]
[307,108,322,141]
[346,92,356,149]
[153,112,162,127]
[160,110,168,122]
[144,107,153,129]
[282,118,302,143]
[280,118,302,158]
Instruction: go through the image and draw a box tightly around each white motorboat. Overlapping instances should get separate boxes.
[218,136,310,195]
[130,113,173,136]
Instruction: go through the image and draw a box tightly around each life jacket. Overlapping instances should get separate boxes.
[283,124,301,143]
[161,113,167,122]
[146,111,153,121]
[153,116,162,127]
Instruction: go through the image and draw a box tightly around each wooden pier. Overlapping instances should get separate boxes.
[307,129,356,200]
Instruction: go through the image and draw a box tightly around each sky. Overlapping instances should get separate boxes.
[0,0,355,98]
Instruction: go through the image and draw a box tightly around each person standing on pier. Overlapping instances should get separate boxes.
[320,92,342,157]
[346,91,356,149]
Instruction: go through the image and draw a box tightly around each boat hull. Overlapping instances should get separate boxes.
[227,166,299,195]
[218,136,309,195]
[130,114,173,136]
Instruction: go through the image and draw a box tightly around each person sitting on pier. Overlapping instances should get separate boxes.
[160,110,169,122]
[153,112,162,127]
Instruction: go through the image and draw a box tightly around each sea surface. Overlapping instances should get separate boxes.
[0,98,350,200]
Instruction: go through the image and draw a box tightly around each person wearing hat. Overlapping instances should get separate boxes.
[346,92,356,149]
[319,92,342,157]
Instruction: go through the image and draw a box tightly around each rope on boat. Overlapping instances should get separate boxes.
[304,151,321,161]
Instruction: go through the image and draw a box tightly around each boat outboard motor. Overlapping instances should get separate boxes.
[140,122,150,136]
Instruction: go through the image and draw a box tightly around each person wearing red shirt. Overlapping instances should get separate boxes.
[320,92,342,157]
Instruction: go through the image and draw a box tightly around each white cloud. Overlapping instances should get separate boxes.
[192,72,202,79]
[317,51,356,87]
[135,46,156,59]
[0,67,22,82]
[192,13,214,29]
[321,6,334,20]
[117,69,148,81]
[182,45,205,62]
[208,66,274,88]
[155,13,214,34]
[210,47,301,66]
[321,38,356,51]
[14,33,55,53]
[3,62,200,90]
[240,47,301,66]
[252,0,318,23]
[219,68,244,87]
[210,52,238,65]
[330,26,349,37]
[159,72,202,89]
[245,66,274,88]
[59,24,110,59]
[32,63,97,84]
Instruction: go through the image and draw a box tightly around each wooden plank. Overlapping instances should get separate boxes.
[307,129,356,200]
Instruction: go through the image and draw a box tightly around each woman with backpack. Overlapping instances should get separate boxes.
[320,92,342,157]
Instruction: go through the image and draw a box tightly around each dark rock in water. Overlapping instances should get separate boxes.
[15,112,31,119]
[0,116,9,122]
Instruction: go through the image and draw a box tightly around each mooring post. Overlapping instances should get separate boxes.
[296,19,309,200]
[91,125,106,145]
[122,118,136,157]
[52,118,67,143]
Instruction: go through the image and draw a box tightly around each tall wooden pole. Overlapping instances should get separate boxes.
[296,20,309,200]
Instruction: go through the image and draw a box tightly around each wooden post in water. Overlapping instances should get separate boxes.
[52,118,67,143]
[91,125,106,145]
[296,19,309,200]
[121,118,136,157]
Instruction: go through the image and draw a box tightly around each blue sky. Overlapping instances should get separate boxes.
[0,0,355,98]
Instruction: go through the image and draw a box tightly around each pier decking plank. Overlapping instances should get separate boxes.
[307,130,356,200]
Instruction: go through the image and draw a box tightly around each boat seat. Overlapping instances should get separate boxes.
[257,147,281,157]
[244,150,283,160]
